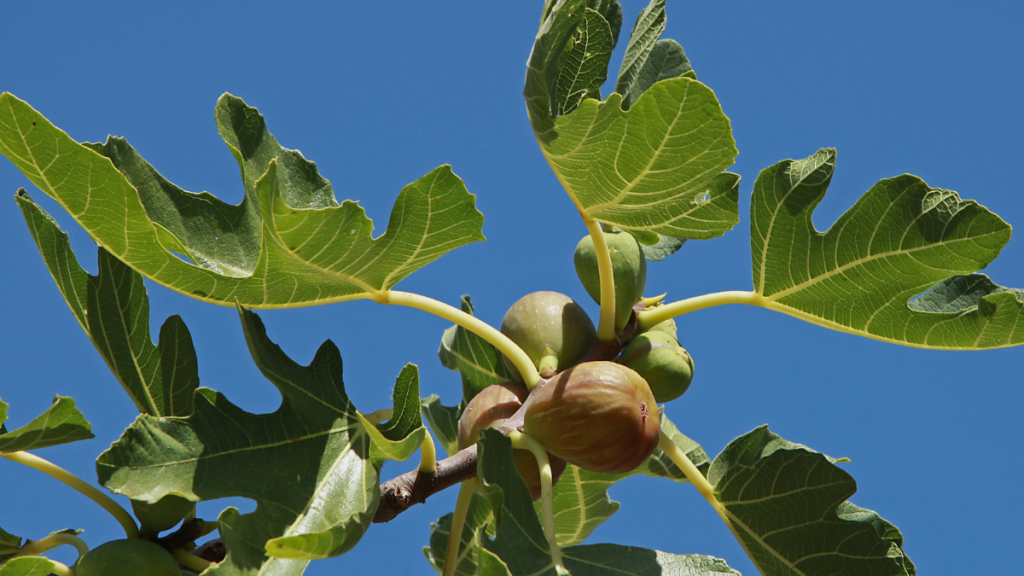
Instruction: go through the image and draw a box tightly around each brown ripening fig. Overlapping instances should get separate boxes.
[457,382,565,499]
[521,361,660,474]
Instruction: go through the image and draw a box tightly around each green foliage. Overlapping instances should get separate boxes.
[75,539,179,576]
[0,396,93,453]
[0,93,485,308]
[1,1,1020,574]
[18,193,198,417]
[750,149,1023,349]
[708,426,916,575]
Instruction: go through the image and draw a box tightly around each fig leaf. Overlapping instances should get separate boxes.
[0,93,485,308]
[526,1,739,241]
[17,193,198,417]
[709,426,915,576]
[475,429,739,576]
[750,148,1023,349]
[96,308,425,573]
[0,396,93,453]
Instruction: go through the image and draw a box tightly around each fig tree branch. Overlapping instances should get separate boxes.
[374,444,480,523]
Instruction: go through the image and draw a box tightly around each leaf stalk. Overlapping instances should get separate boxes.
[657,432,761,573]
[2,451,139,539]
[12,533,89,563]
[581,216,618,343]
[508,431,564,573]
[381,291,541,388]
[637,291,761,329]
[442,480,476,576]
[419,429,438,474]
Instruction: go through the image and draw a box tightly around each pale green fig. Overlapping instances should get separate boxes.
[646,318,677,338]
[617,331,693,402]
[574,230,646,330]
[457,382,564,499]
[522,361,659,474]
[500,291,595,379]
[76,539,180,576]
[132,494,195,536]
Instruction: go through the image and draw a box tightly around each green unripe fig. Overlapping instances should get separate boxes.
[76,539,180,576]
[574,231,647,331]
[617,331,694,402]
[457,382,564,499]
[132,494,195,536]
[500,291,596,379]
[522,361,660,474]
[646,318,677,339]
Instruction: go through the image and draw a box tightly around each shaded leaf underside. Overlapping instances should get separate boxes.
[96,308,424,575]
[709,426,916,576]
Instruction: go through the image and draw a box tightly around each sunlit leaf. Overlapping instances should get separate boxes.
[709,426,915,576]
[0,396,92,453]
[96,308,424,574]
[0,556,63,576]
[0,93,485,308]
[18,193,198,416]
[750,148,1022,349]
[624,39,694,110]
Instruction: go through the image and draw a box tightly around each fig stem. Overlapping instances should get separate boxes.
[637,291,761,329]
[419,429,438,474]
[379,290,542,389]
[2,451,140,539]
[657,431,761,571]
[581,216,618,343]
[508,431,564,573]
[12,533,89,563]
[362,408,393,425]
[442,479,476,576]
[173,547,213,572]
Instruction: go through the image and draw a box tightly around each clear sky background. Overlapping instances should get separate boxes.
[1,2,1022,575]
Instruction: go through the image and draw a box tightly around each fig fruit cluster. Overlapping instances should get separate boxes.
[460,235,695,488]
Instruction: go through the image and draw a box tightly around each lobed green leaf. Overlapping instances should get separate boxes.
[0,93,484,308]
[96,308,424,575]
[614,0,667,107]
[750,148,1022,349]
[0,396,93,453]
[17,193,198,416]
[709,426,916,576]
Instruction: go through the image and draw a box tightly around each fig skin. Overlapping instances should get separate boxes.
[457,382,565,499]
[617,331,694,403]
[131,494,194,536]
[646,318,677,339]
[75,539,180,576]
[574,231,647,331]
[522,361,660,474]
[500,291,595,379]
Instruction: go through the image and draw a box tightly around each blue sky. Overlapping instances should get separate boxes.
[1,2,1022,574]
